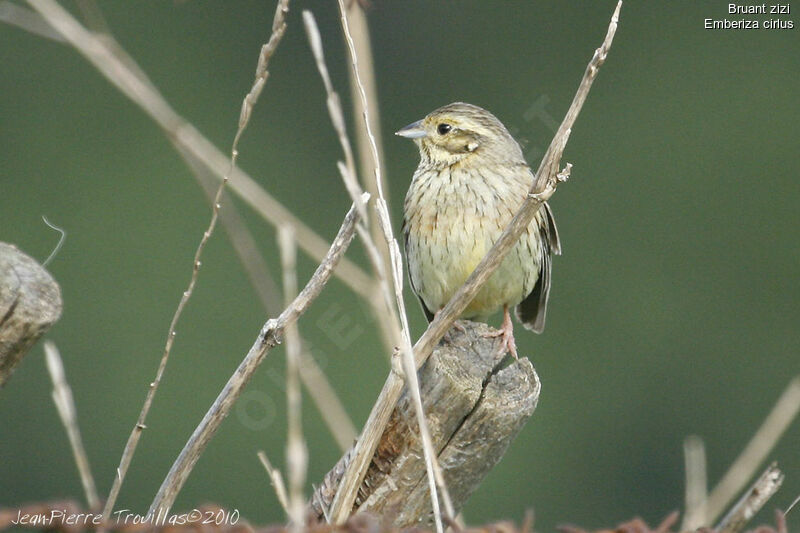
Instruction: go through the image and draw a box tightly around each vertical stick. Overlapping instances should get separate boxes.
[279,226,308,530]
[705,377,800,525]
[44,341,100,510]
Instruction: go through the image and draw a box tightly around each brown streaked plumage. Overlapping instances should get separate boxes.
[397,102,560,357]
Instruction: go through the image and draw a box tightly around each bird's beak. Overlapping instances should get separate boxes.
[395,120,427,139]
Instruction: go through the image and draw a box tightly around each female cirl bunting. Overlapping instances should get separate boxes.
[397,102,560,359]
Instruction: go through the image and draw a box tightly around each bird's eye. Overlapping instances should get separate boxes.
[437,123,452,135]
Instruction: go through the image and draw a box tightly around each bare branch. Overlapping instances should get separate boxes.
[44,341,100,511]
[188,157,282,313]
[302,11,361,219]
[148,198,365,517]
[307,13,451,517]
[414,0,620,363]
[19,0,375,302]
[716,462,784,533]
[302,10,397,355]
[78,0,290,521]
[704,376,800,525]
[340,0,392,284]
[185,142,355,453]
[328,1,622,523]
[329,0,465,527]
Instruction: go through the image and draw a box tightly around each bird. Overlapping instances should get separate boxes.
[397,102,560,358]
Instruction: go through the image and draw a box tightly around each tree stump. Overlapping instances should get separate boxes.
[310,320,540,527]
[0,243,63,387]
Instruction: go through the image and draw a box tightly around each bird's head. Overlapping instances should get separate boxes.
[395,102,524,168]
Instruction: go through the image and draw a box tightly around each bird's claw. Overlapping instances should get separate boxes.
[434,311,467,343]
[485,327,518,360]
[483,305,519,359]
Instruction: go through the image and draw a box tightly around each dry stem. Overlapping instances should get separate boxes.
[20,0,357,468]
[340,0,392,290]
[704,376,800,525]
[258,450,291,517]
[329,0,463,527]
[148,198,364,517]
[188,159,282,312]
[40,216,66,268]
[302,10,397,356]
[328,1,622,522]
[306,7,447,523]
[74,0,290,521]
[279,225,308,530]
[302,10,360,219]
[785,493,800,516]
[682,435,708,531]
[716,462,784,533]
[186,147,355,453]
[19,0,374,302]
[44,341,100,511]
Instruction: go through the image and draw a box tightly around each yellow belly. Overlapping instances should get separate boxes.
[404,165,543,321]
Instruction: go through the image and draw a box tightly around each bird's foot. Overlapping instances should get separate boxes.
[451,320,467,334]
[435,310,467,343]
[484,305,518,359]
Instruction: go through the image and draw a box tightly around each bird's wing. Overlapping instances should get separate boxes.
[515,201,559,333]
[543,200,561,256]
[402,215,435,323]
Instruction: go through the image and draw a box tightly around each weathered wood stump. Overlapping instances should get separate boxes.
[310,320,540,527]
[0,243,63,387]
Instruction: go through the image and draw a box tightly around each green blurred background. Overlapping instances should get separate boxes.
[2,1,798,531]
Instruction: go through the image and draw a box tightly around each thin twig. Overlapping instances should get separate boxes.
[716,462,784,533]
[186,155,282,313]
[336,0,386,205]
[785,493,800,516]
[258,450,291,517]
[85,0,289,522]
[302,10,360,219]
[305,8,435,485]
[148,197,365,517]
[329,1,622,523]
[302,9,397,356]
[17,0,375,302]
[41,215,66,267]
[279,225,308,530]
[682,434,708,530]
[329,0,459,528]
[705,376,800,525]
[340,0,392,276]
[184,134,356,452]
[43,341,100,511]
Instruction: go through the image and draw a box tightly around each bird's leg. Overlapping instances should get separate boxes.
[434,309,467,343]
[484,305,518,359]
[451,320,467,334]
